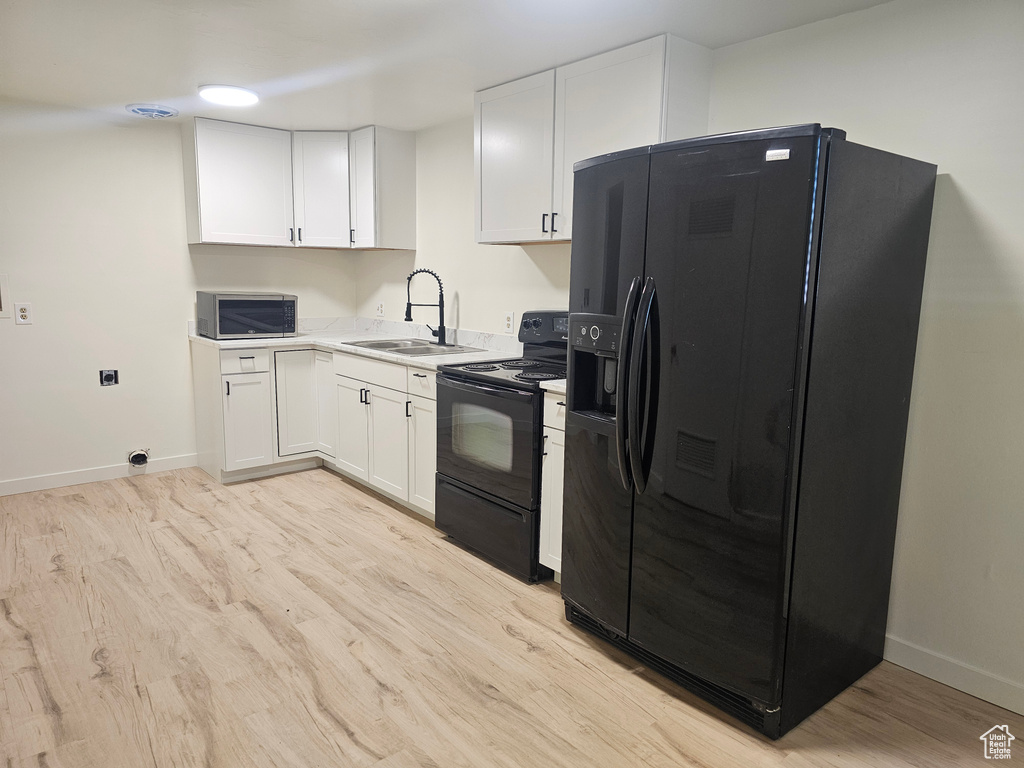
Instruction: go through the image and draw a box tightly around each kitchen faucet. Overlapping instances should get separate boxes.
[404,268,447,346]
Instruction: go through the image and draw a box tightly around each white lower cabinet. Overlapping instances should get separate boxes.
[366,384,410,499]
[540,427,565,572]
[315,351,337,456]
[540,391,567,573]
[276,349,337,458]
[275,350,318,456]
[222,372,275,471]
[408,394,437,518]
[191,340,436,516]
[331,355,437,518]
[334,375,370,481]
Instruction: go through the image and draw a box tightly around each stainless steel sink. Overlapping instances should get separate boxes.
[341,338,483,356]
[391,344,483,356]
[343,338,431,350]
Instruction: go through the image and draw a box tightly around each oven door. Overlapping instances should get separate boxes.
[436,374,541,510]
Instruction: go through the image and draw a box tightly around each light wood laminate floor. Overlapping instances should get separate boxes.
[1,467,1020,767]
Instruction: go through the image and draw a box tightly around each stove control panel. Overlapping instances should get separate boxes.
[518,310,570,343]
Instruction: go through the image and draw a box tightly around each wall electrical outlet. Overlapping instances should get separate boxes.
[14,302,32,325]
[100,370,119,386]
[503,311,515,334]
[376,302,385,317]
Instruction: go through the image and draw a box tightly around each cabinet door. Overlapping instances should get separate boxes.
[335,376,369,481]
[222,372,274,471]
[315,351,337,457]
[407,394,436,518]
[194,118,294,246]
[367,385,409,500]
[475,70,555,243]
[275,350,318,457]
[553,37,666,241]
[293,131,350,248]
[539,427,565,571]
[349,126,377,248]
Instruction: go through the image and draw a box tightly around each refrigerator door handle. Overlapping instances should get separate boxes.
[628,277,659,494]
[615,277,642,491]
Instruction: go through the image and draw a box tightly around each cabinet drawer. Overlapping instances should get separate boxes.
[543,392,566,431]
[333,352,406,391]
[220,348,271,374]
[407,368,436,400]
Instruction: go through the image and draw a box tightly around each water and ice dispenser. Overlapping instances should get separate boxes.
[568,313,622,418]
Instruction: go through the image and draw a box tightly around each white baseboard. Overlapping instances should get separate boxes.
[885,634,1024,716]
[0,454,198,497]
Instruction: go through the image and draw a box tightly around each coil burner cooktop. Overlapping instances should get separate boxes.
[438,315,568,392]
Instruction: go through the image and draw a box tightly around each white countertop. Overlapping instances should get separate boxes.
[540,379,567,396]
[188,317,524,371]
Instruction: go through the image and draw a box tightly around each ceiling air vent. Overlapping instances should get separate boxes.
[125,103,179,119]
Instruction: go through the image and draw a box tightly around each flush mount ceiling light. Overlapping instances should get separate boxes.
[125,103,179,119]
[198,85,259,106]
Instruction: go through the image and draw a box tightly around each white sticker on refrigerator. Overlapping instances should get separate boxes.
[766,149,791,162]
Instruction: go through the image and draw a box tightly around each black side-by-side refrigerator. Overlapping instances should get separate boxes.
[560,124,936,738]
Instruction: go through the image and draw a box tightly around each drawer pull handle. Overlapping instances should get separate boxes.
[556,401,565,406]
[413,373,427,378]
[239,356,255,360]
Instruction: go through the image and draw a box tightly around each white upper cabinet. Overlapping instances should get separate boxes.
[184,120,415,250]
[349,126,417,250]
[474,34,712,244]
[553,38,665,241]
[292,131,350,248]
[186,119,294,247]
[475,71,556,244]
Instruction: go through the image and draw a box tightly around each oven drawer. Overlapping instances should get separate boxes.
[220,348,271,374]
[435,474,546,582]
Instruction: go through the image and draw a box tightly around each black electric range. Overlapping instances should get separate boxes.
[433,310,568,581]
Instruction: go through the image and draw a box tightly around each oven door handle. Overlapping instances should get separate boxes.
[437,375,536,404]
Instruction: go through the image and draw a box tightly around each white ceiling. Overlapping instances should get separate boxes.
[0,0,890,131]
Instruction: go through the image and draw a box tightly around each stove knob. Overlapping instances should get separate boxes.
[531,317,542,329]
[590,325,601,340]
[522,318,531,330]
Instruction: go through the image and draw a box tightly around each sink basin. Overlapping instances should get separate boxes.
[341,338,483,356]
[343,338,432,350]
[391,344,483,356]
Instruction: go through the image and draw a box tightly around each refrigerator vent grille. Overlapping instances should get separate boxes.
[676,431,717,477]
[566,605,767,732]
[688,195,736,236]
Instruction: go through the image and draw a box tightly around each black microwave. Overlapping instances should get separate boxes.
[196,291,298,339]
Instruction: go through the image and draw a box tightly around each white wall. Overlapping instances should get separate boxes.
[0,104,358,494]
[710,0,1024,714]
[354,117,571,335]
